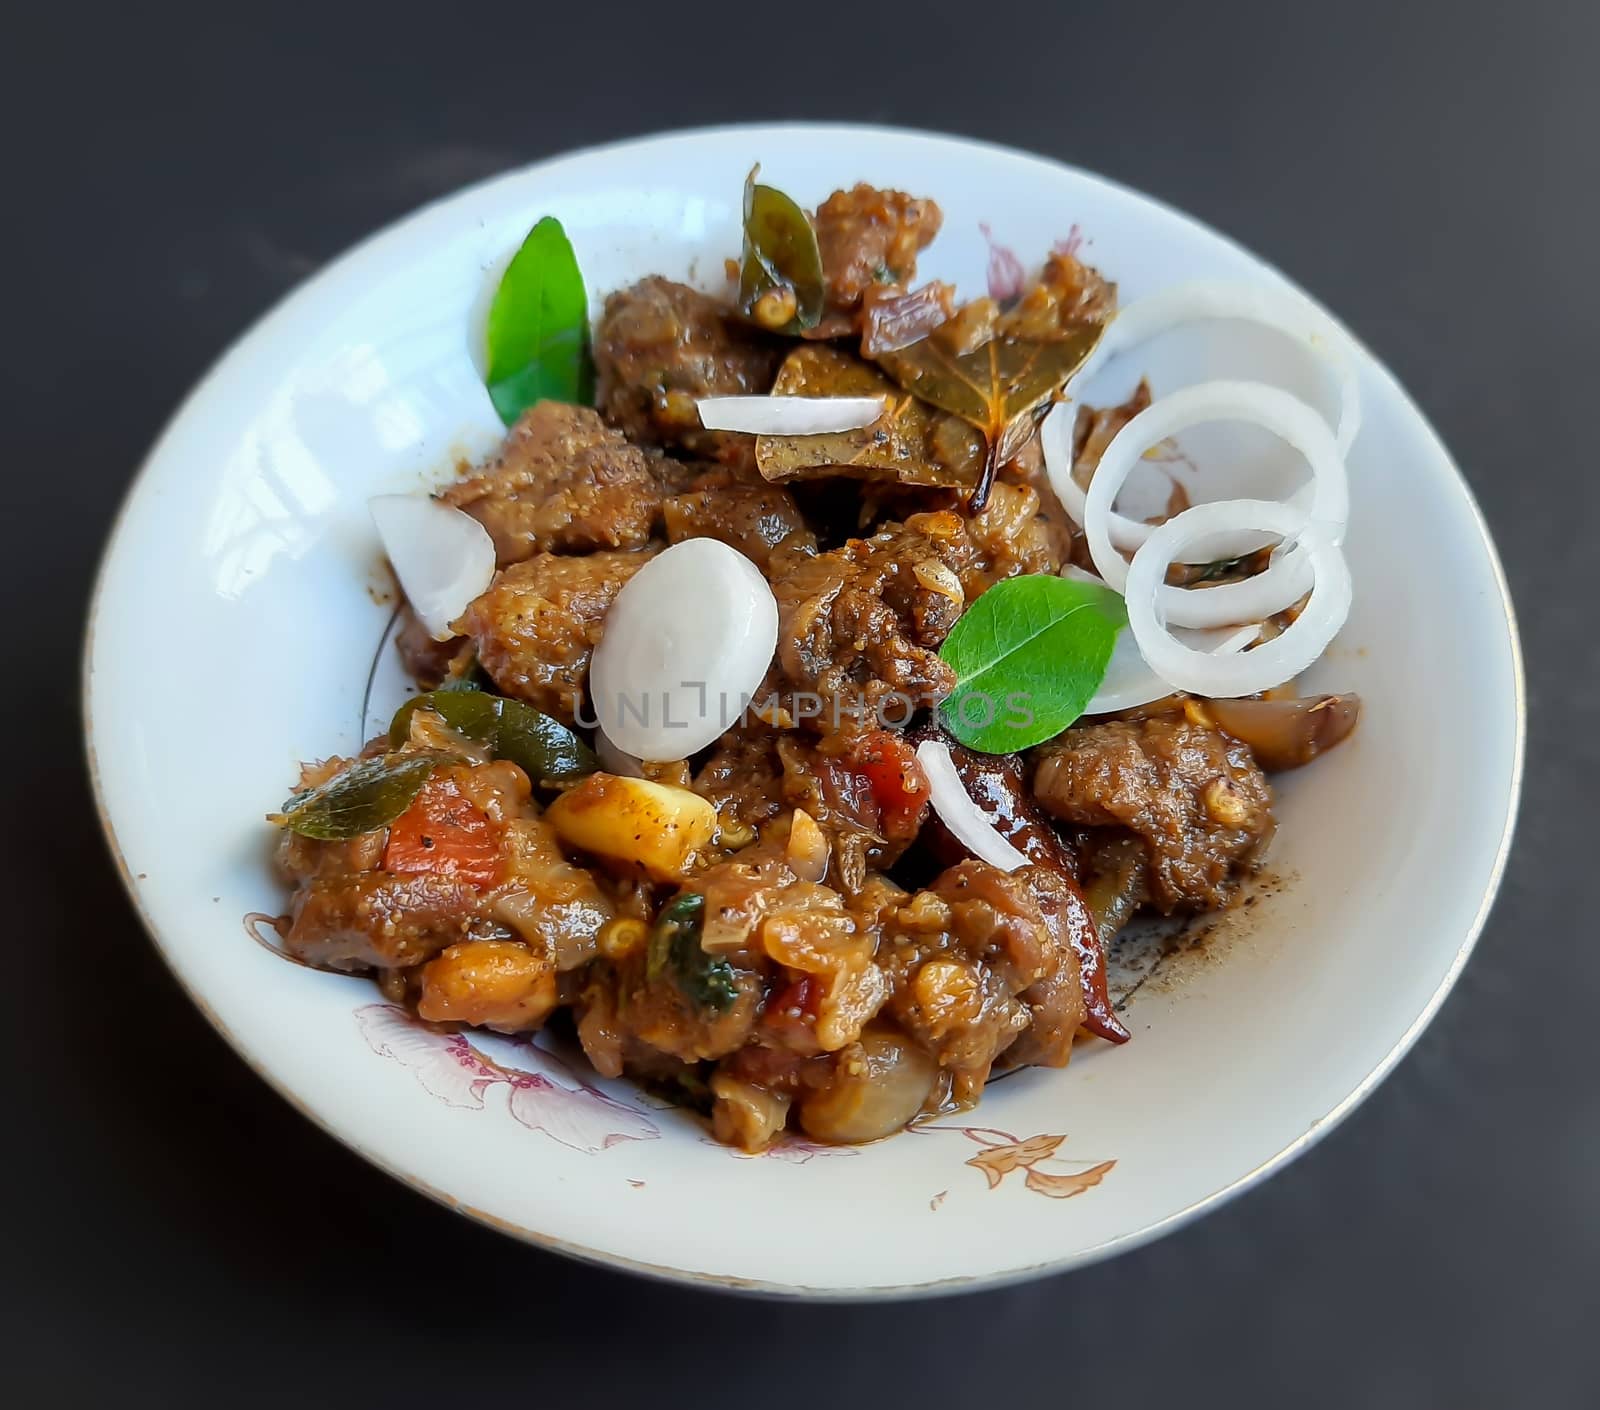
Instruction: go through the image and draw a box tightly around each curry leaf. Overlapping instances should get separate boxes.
[389,689,598,783]
[272,752,445,840]
[737,167,824,334]
[876,322,1105,509]
[938,575,1126,753]
[754,345,985,488]
[647,892,739,1013]
[484,216,593,425]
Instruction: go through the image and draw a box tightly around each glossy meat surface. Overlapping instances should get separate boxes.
[594,276,783,459]
[459,548,657,720]
[1032,719,1275,912]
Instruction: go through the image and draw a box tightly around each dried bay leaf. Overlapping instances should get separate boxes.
[876,321,1106,509]
[755,344,985,489]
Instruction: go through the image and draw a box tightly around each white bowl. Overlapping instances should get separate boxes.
[84,124,1523,1297]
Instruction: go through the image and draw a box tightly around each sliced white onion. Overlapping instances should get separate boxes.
[1124,499,1351,698]
[594,728,648,779]
[1060,563,1109,588]
[1072,278,1362,455]
[1067,562,1256,712]
[915,740,1029,873]
[589,538,778,761]
[1042,399,1315,559]
[1081,381,1348,628]
[696,395,886,435]
[1085,621,1260,714]
[1208,623,1266,655]
[369,494,496,641]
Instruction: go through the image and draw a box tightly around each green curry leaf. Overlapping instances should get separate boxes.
[484,216,593,424]
[272,752,445,841]
[737,166,825,334]
[647,893,738,1013]
[938,575,1126,753]
[388,689,598,783]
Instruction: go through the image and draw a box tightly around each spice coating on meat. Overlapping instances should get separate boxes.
[458,548,658,721]
[662,467,814,571]
[881,862,1086,1102]
[811,186,943,334]
[1032,719,1275,912]
[594,276,783,459]
[768,526,961,734]
[440,401,679,564]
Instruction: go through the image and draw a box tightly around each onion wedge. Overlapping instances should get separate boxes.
[915,739,1029,872]
[1124,499,1352,698]
[589,538,778,760]
[369,494,496,641]
[696,395,886,435]
[594,728,648,779]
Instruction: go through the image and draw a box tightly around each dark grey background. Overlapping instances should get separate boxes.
[5,1,1591,1404]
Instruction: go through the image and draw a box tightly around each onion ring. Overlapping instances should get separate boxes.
[1062,565,1261,712]
[1074,278,1362,454]
[1124,499,1352,698]
[1042,399,1314,558]
[1085,622,1260,714]
[1081,380,1348,628]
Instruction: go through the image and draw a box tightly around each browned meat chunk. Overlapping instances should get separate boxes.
[882,862,1086,1102]
[487,816,615,970]
[695,725,928,891]
[811,186,943,335]
[276,823,385,884]
[693,724,788,835]
[768,526,961,734]
[1032,720,1275,912]
[276,753,619,1014]
[691,847,891,1054]
[762,484,1066,737]
[439,401,676,565]
[1000,250,1116,338]
[394,607,462,687]
[905,479,1066,590]
[594,276,783,458]
[283,870,482,971]
[662,467,814,571]
[458,548,658,720]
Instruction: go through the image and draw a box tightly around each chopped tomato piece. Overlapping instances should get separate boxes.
[847,730,930,840]
[383,775,502,888]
